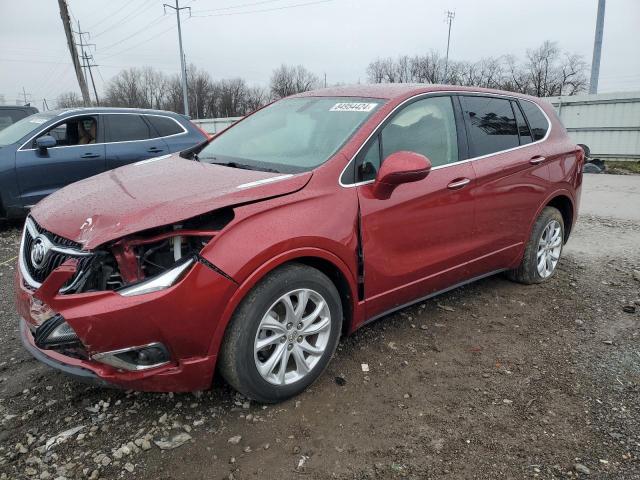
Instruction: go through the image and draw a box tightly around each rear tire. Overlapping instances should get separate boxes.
[507,207,564,284]
[219,263,342,403]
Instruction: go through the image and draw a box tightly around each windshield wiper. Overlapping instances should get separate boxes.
[207,161,280,173]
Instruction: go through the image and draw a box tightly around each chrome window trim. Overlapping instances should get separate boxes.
[18,112,188,152]
[19,217,92,291]
[338,91,552,188]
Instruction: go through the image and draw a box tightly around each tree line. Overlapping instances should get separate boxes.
[55,41,587,115]
[366,41,587,97]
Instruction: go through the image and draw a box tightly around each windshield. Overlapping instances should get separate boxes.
[198,97,383,173]
[0,113,55,147]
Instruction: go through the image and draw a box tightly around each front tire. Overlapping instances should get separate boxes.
[219,263,343,403]
[507,206,564,284]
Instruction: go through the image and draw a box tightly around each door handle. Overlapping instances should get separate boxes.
[80,153,100,159]
[529,155,546,165]
[447,178,471,190]
[147,147,164,153]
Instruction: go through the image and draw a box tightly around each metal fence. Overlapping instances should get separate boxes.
[191,117,242,135]
[544,92,640,162]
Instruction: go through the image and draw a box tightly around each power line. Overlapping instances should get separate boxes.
[96,22,180,60]
[194,0,283,13]
[92,0,157,38]
[190,0,334,17]
[98,14,171,52]
[85,0,130,30]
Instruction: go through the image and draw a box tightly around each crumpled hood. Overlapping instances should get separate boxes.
[31,155,311,249]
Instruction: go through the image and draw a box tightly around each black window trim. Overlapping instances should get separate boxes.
[18,112,188,151]
[24,114,104,150]
[351,93,465,183]
[339,91,552,187]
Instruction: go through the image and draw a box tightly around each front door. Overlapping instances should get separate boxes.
[15,115,106,207]
[356,95,476,319]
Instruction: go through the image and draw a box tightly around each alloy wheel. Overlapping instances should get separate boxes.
[536,219,562,278]
[254,289,331,386]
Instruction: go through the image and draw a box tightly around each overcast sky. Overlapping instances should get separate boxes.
[1,0,639,107]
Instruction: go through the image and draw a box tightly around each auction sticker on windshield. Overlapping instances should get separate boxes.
[330,102,378,112]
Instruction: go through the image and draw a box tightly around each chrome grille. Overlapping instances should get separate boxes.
[20,217,93,292]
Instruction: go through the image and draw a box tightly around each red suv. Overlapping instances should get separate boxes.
[15,85,583,402]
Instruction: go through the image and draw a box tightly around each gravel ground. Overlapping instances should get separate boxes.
[0,187,639,479]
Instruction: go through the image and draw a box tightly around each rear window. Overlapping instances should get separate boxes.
[104,114,151,142]
[460,96,519,157]
[520,100,549,141]
[146,115,184,137]
[0,109,29,130]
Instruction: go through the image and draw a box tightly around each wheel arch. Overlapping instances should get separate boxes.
[545,193,575,242]
[207,248,359,359]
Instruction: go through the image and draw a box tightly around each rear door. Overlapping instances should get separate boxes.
[356,94,476,319]
[104,114,169,169]
[15,115,106,207]
[460,95,551,277]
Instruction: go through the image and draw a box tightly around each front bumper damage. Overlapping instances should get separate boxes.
[16,257,237,392]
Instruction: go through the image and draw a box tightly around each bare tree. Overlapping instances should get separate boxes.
[55,91,84,108]
[270,64,319,98]
[364,41,587,97]
[244,86,269,114]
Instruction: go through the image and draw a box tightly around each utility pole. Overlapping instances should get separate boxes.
[74,21,100,105]
[20,87,32,105]
[42,98,50,111]
[589,0,606,94]
[58,0,90,105]
[443,10,455,82]
[164,1,191,116]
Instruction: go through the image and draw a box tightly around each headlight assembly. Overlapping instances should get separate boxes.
[117,258,194,297]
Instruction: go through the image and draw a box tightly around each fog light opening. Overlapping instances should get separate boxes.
[34,315,80,350]
[92,343,171,371]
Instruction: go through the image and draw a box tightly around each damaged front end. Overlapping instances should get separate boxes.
[17,210,238,390]
[21,210,234,296]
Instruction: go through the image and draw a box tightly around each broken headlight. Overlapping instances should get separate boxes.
[118,257,194,297]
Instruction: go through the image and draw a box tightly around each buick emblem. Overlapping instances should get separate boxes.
[30,235,50,269]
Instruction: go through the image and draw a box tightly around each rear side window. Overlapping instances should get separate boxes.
[520,100,549,141]
[105,114,151,142]
[145,115,184,137]
[460,96,519,157]
[511,101,533,145]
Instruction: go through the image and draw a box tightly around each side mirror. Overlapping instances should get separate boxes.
[36,135,56,152]
[372,151,432,199]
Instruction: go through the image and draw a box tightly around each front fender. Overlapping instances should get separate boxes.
[205,246,361,357]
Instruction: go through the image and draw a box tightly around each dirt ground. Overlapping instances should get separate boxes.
[0,174,638,480]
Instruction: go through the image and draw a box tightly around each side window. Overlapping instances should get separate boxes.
[381,96,458,167]
[105,114,151,142]
[34,116,98,147]
[357,136,381,182]
[512,101,533,145]
[520,100,549,141]
[460,96,519,156]
[146,115,184,137]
